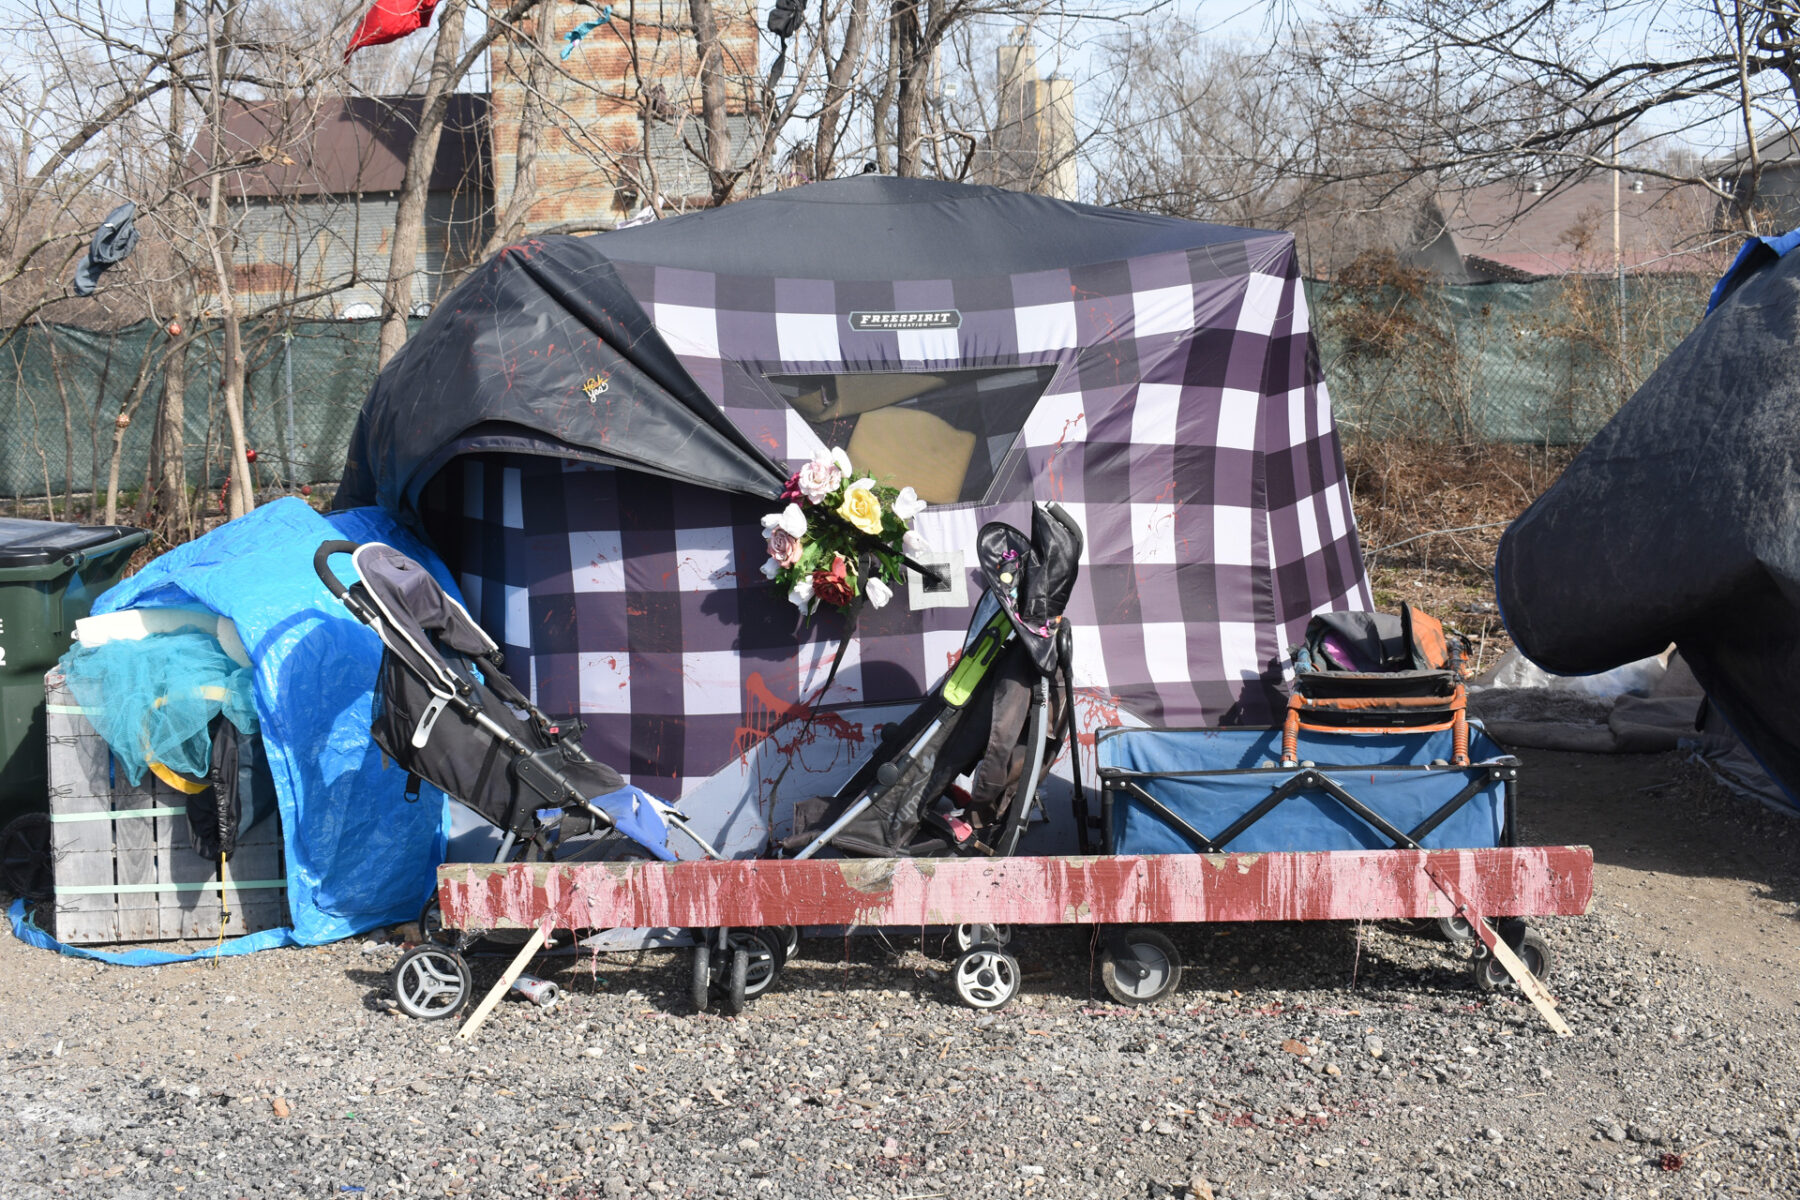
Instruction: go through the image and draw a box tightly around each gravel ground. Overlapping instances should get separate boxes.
[4,747,1799,1200]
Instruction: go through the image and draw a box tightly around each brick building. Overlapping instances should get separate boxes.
[488,0,761,231]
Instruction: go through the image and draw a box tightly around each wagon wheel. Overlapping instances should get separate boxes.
[1473,926,1553,993]
[1099,927,1182,1006]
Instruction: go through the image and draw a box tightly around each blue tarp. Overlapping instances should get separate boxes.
[1707,228,1800,314]
[75,497,456,949]
[1099,725,1509,855]
[10,897,299,964]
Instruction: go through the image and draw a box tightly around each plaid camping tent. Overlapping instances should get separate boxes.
[338,177,1371,808]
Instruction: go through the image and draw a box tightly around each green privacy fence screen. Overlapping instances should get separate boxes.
[0,318,414,503]
[0,277,1713,500]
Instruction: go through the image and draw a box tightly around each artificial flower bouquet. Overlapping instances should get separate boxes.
[761,446,930,615]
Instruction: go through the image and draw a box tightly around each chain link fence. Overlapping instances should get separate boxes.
[0,276,1715,503]
[1303,273,1710,446]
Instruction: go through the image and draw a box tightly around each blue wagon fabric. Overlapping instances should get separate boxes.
[1098,725,1509,855]
[348,179,1372,799]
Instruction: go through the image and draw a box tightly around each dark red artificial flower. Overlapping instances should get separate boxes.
[812,553,856,607]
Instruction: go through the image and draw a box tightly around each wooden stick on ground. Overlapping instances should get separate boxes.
[458,923,549,1041]
[1424,864,1571,1038]
[1481,923,1571,1037]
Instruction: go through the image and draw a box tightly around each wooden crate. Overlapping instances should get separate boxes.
[44,669,289,944]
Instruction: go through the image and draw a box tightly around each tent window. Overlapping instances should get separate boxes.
[764,366,1059,505]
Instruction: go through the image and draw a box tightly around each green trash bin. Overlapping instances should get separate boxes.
[0,518,148,830]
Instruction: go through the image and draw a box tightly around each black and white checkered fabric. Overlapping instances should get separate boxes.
[422,234,1369,798]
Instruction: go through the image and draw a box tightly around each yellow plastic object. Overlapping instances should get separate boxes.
[846,407,976,505]
[142,684,234,794]
[147,760,209,794]
[942,612,1014,709]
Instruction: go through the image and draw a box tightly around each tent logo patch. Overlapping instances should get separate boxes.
[583,373,611,402]
[849,309,962,331]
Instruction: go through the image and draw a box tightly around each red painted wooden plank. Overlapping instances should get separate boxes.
[437,846,1593,932]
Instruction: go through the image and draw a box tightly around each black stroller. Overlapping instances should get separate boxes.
[778,503,1087,1007]
[313,541,787,1019]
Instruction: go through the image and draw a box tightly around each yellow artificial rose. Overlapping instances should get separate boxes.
[837,478,884,536]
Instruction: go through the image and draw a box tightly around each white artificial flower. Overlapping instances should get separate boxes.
[829,446,854,477]
[892,486,927,521]
[864,576,893,609]
[761,502,807,538]
[901,529,930,556]
[788,577,815,611]
[760,557,779,580]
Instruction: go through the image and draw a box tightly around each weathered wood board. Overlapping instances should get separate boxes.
[438,845,1593,932]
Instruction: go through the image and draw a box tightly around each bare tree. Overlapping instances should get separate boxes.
[1298,0,1800,231]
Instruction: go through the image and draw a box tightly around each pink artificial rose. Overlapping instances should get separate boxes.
[767,526,803,568]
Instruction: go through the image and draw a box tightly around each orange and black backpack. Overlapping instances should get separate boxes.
[1284,603,1473,765]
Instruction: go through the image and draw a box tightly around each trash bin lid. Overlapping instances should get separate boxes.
[0,518,141,568]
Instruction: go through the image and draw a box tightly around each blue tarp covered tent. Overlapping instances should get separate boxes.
[34,498,455,952]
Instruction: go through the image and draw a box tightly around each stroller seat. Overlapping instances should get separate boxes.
[316,541,717,864]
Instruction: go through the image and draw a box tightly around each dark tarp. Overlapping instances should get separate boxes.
[1495,241,1800,808]
[335,248,789,516]
[335,176,1271,520]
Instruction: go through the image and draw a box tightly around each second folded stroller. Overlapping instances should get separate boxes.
[780,502,1085,862]
[777,504,1087,1007]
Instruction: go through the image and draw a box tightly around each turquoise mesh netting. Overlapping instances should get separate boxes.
[59,629,259,786]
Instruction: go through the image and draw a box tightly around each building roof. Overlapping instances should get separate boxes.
[190,93,490,199]
[1435,174,1713,279]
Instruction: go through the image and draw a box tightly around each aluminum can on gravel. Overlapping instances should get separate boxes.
[510,973,560,1009]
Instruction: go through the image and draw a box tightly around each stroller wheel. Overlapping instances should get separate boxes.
[689,942,712,1014]
[1099,928,1182,1006]
[1473,926,1553,993]
[953,923,1013,953]
[391,944,473,1020]
[728,929,786,999]
[418,896,453,945]
[951,946,1020,1010]
[721,947,750,1015]
[778,926,801,959]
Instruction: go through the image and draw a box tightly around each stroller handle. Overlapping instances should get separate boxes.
[314,540,361,599]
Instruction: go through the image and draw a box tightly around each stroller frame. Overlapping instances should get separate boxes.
[785,608,1059,862]
[778,503,1087,866]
